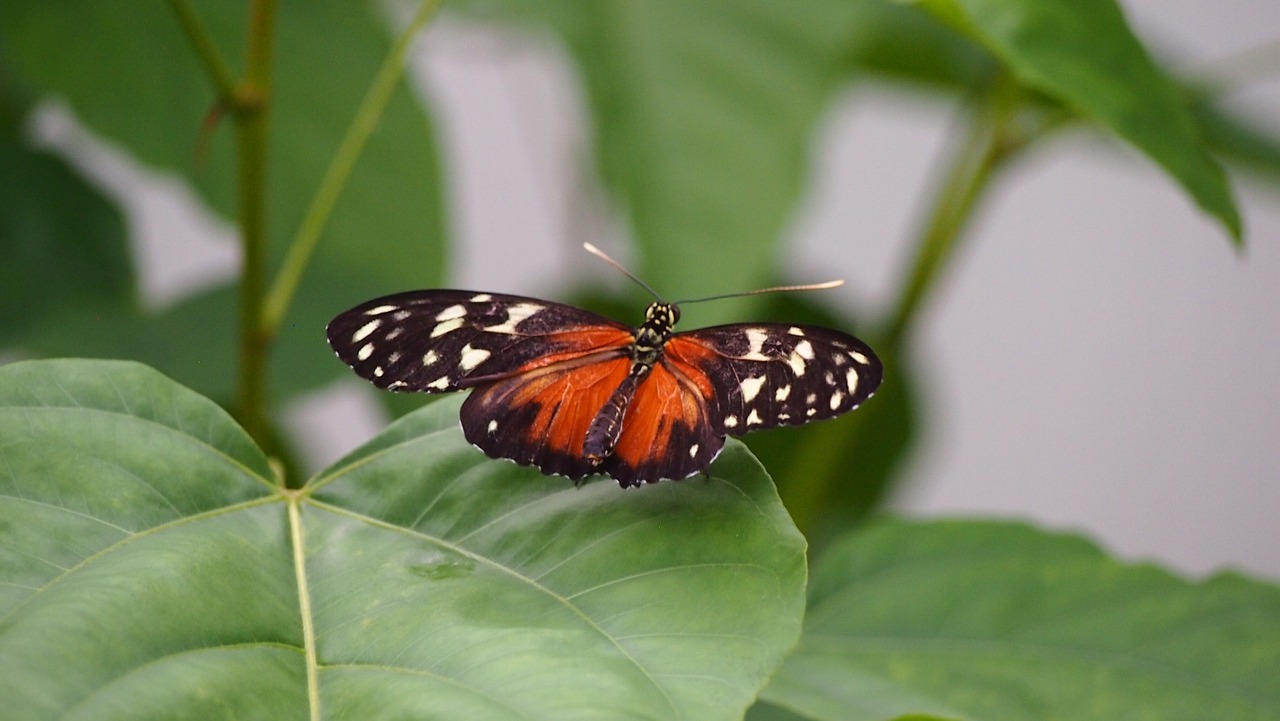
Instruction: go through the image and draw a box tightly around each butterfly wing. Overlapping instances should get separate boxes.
[663,323,882,436]
[326,290,635,393]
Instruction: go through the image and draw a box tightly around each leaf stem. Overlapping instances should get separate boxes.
[883,74,1023,348]
[262,0,443,335]
[286,494,321,721]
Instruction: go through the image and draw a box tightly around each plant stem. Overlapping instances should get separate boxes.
[262,0,443,335]
[883,75,1021,348]
[232,0,278,452]
[167,0,238,101]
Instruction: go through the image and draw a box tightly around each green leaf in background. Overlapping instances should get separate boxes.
[758,519,1280,721]
[910,0,1242,242]
[0,132,134,344]
[0,0,445,400]
[0,358,807,721]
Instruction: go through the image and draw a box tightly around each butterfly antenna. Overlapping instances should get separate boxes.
[675,279,844,305]
[583,242,663,301]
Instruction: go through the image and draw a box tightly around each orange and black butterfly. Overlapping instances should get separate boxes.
[326,246,882,487]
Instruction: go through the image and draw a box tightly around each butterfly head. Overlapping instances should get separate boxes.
[644,301,680,330]
[632,301,680,365]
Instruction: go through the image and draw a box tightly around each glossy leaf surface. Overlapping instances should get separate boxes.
[0,359,807,721]
[759,519,1280,721]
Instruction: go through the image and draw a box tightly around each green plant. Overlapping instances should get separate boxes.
[2,1,1278,719]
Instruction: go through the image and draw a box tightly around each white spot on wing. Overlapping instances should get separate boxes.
[830,391,844,410]
[365,305,397,316]
[427,377,450,390]
[385,327,404,341]
[430,317,464,338]
[805,393,817,405]
[486,302,543,334]
[787,327,805,336]
[388,381,407,390]
[435,304,467,321]
[393,310,411,321]
[775,384,791,402]
[846,368,860,395]
[747,409,763,426]
[357,343,374,361]
[740,375,766,403]
[471,293,493,303]
[724,415,738,429]
[423,350,439,366]
[459,344,491,371]
[689,444,699,458]
[806,407,817,417]
[387,351,401,364]
[795,340,814,359]
[850,350,870,365]
[373,366,384,377]
[787,352,806,376]
[352,319,381,342]
[487,419,498,433]
[741,328,770,360]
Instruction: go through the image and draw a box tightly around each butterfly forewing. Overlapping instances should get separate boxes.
[326,290,634,393]
[665,323,882,437]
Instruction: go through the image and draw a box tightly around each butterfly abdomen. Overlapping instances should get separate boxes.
[584,363,651,462]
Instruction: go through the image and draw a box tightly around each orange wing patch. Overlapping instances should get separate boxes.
[461,354,631,479]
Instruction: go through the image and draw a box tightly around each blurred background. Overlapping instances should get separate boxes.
[3,1,1278,578]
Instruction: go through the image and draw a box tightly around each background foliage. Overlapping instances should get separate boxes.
[2,1,1278,719]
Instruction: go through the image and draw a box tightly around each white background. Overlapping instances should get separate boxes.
[35,1,1280,579]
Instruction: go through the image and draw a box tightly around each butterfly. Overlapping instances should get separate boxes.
[326,247,882,487]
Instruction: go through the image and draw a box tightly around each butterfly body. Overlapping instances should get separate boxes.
[327,290,882,487]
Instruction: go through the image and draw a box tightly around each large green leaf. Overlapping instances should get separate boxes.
[911,0,1242,242]
[0,0,445,400]
[0,359,807,720]
[759,519,1280,721]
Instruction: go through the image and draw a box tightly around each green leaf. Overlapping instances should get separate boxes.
[0,132,134,343]
[0,359,807,720]
[0,0,446,399]
[759,519,1280,721]
[910,0,1242,242]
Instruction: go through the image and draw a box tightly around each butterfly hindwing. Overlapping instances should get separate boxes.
[326,290,634,393]
[460,354,631,481]
[664,323,882,437]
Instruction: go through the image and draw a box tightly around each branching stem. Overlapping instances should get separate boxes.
[884,74,1025,348]
[263,0,444,335]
